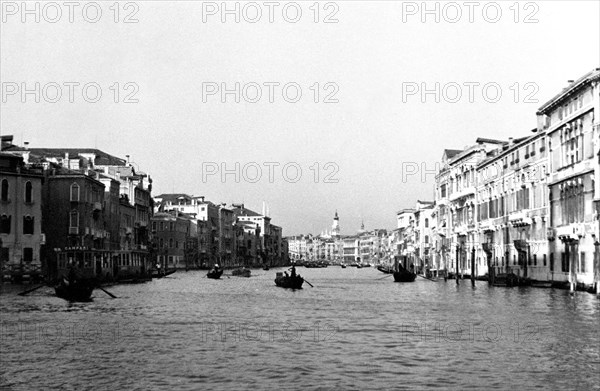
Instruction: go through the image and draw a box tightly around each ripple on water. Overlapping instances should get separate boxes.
[0,268,598,390]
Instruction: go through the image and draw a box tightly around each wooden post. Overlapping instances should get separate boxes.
[455,245,460,285]
[471,247,476,287]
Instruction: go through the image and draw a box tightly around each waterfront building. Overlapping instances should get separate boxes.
[2,140,155,281]
[536,69,600,289]
[436,138,505,277]
[0,150,44,282]
[151,211,197,269]
[476,131,550,282]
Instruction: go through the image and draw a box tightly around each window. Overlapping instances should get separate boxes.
[159,222,164,231]
[175,241,179,249]
[70,183,80,202]
[70,211,79,228]
[23,216,34,235]
[543,254,547,267]
[169,238,173,248]
[424,218,429,228]
[0,215,11,234]
[580,252,586,273]
[152,221,157,232]
[170,222,174,231]
[1,179,8,201]
[23,247,33,263]
[24,181,33,203]
[0,247,8,263]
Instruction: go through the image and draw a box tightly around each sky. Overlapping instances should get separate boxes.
[1,0,599,236]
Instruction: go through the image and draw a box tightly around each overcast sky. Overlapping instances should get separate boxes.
[1,0,599,236]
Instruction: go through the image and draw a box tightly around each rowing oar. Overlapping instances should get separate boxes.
[17,284,46,296]
[418,274,437,282]
[303,279,314,287]
[98,286,117,298]
[377,274,393,280]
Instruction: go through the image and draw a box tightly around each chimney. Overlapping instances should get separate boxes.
[508,137,514,145]
[567,80,574,84]
[126,155,130,164]
[23,141,29,150]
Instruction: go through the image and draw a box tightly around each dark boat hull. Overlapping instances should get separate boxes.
[274,276,304,289]
[207,269,223,279]
[55,281,94,302]
[232,268,251,277]
[393,270,416,282]
[151,269,177,278]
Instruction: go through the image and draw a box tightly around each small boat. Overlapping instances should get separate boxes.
[263,265,270,271]
[393,265,416,283]
[274,272,304,289]
[232,268,251,277]
[356,263,362,269]
[151,268,177,278]
[207,269,223,279]
[55,277,94,302]
[340,263,347,269]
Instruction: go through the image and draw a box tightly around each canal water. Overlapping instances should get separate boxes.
[1,267,598,390]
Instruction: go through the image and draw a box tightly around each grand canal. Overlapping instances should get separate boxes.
[1,267,598,390]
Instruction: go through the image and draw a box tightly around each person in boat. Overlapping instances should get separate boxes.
[213,264,221,273]
[284,271,289,278]
[289,264,296,278]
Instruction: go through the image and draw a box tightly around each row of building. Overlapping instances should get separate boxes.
[0,138,288,282]
[397,68,600,289]
[286,68,600,291]
[287,211,395,266]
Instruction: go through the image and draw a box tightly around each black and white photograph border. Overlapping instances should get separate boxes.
[1,1,599,390]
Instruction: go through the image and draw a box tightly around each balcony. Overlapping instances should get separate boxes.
[93,202,102,211]
[69,227,79,235]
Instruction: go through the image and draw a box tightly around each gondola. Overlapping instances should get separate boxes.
[55,277,94,302]
[274,272,304,289]
[393,265,416,283]
[151,268,177,278]
[207,269,223,279]
[232,268,251,277]
[340,263,347,268]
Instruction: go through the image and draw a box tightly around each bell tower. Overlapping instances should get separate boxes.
[331,210,340,237]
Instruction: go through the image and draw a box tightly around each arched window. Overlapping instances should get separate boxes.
[0,214,11,234]
[25,181,33,203]
[424,218,429,228]
[424,235,429,244]
[69,210,79,228]
[1,179,8,201]
[169,238,174,248]
[70,183,80,202]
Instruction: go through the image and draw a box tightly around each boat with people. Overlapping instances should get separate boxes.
[232,268,251,277]
[151,268,177,279]
[275,264,304,289]
[207,264,223,279]
[55,268,95,301]
[274,272,304,289]
[393,264,416,283]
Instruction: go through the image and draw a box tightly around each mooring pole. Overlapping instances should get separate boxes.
[471,247,476,287]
